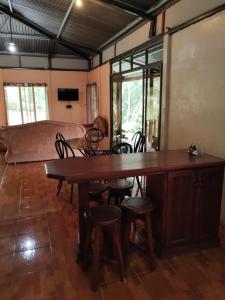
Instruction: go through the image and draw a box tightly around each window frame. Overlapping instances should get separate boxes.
[3,83,49,126]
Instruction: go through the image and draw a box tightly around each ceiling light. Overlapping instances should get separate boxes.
[76,0,82,7]
[8,41,16,53]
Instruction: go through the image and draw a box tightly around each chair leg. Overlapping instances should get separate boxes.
[82,224,92,270]
[114,222,126,282]
[122,213,132,269]
[56,180,63,196]
[70,184,73,204]
[145,212,155,271]
[136,176,144,197]
[92,225,101,291]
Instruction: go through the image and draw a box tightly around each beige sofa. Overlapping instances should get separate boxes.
[0,120,86,163]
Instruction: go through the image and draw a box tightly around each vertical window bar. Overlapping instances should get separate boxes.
[32,86,37,121]
[45,86,49,119]
[18,86,24,124]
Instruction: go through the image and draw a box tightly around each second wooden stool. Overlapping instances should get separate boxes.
[83,205,126,290]
[121,197,155,272]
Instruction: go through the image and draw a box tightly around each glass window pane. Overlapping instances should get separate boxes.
[121,58,131,72]
[121,70,143,142]
[133,51,146,68]
[112,62,120,74]
[4,86,22,125]
[34,86,48,121]
[148,45,163,64]
[21,86,35,123]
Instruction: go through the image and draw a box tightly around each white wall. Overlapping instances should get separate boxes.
[165,9,225,223]
[165,0,225,28]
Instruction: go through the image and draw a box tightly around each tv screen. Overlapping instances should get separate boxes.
[58,88,79,101]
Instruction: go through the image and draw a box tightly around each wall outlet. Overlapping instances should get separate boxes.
[66,104,72,109]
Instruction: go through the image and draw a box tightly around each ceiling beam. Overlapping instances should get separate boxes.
[147,0,175,14]
[8,0,13,12]
[57,0,75,39]
[95,0,153,19]
[0,32,49,40]
[0,3,98,59]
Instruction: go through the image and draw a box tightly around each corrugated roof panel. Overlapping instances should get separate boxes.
[10,0,71,35]
[62,0,136,49]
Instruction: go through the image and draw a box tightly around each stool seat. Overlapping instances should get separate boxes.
[89,182,107,195]
[85,206,121,225]
[108,179,133,190]
[121,197,153,214]
[108,179,133,206]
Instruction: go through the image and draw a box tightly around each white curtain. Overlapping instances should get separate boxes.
[86,83,99,123]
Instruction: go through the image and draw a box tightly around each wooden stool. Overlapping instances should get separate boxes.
[83,205,126,290]
[108,179,133,206]
[121,197,155,272]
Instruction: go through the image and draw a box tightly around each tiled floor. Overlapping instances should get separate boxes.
[1,154,225,299]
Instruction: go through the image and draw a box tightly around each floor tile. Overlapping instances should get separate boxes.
[0,219,18,238]
[17,215,48,234]
[15,230,50,252]
[0,236,15,255]
[14,247,53,275]
[0,253,15,277]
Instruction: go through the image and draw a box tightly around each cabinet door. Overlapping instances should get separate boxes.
[166,170,196,247]
[195,166,224,241]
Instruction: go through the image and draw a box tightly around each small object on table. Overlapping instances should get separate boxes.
[187,143,202,156]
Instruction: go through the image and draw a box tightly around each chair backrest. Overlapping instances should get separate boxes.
[56,132,66,141]
[132,131,142,153]
[55,140,75,159]
[136,134,146,153]
[85,128,105,143]
[112,142,133,154]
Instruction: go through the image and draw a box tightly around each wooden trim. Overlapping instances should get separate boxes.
[4,83,47,86]
[0,67,89,72]
[168,3,225,35]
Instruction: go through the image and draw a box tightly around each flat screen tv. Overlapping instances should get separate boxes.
[58,88,79,101]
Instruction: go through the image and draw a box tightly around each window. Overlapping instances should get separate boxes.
[86,83,99,123]
[4,83,49,125]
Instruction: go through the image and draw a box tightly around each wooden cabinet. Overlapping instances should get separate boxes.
[194,167,224,242]
[148,166,224,256]
[166,170,195,247]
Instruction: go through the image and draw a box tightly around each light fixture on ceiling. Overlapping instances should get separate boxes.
[8,41,16,52]
[76,0,82,7]
[8,17,17,53]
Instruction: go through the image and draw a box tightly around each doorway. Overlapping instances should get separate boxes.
[111,63,162,150]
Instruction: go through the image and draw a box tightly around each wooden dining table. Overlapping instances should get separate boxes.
[45,150,225,259]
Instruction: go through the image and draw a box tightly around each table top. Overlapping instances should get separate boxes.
[45,150,225,183]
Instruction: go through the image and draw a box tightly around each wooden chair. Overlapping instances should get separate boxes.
[55,140,107,204]
[132,131,142,153]
[83,205,125,290]
[121,197,155,273]
[55,140,76,203]
[108,143,133,206]
[132,133,146,196]
[55,132,66,196]
[85,128,105,144]
[56,131,66,142]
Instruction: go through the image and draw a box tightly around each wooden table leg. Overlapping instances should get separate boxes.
[76,181,89,262]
